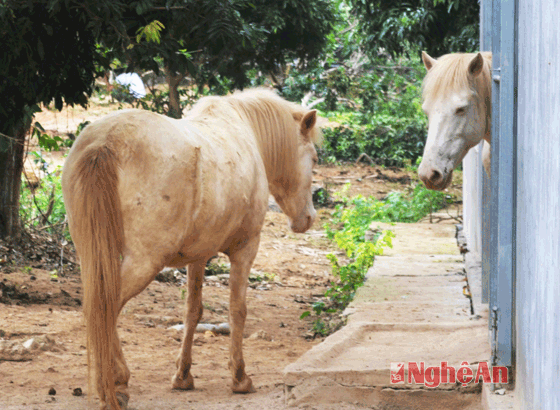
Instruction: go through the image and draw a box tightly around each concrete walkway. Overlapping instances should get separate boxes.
[284,216,491,409]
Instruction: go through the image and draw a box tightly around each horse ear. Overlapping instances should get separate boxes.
[301,110,317,136]
[422,51,436,71]
[468,53,484,77]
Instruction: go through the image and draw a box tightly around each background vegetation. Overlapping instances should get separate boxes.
[3,0,474,337]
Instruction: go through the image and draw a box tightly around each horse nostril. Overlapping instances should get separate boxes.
[429,169,443,184]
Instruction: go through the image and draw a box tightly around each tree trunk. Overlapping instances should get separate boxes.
[166,68,185,119]
[0,119,30,239]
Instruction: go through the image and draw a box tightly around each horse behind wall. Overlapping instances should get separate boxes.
[61,88,321,409]
[418,51,492,191]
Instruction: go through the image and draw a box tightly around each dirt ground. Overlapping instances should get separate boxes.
[0,101,463,410]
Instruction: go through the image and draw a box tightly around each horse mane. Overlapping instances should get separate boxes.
[422,52,492,107]
[187,88,321,188]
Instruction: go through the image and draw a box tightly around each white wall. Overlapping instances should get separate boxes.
[462,142,484,255]
[515,0,560,407]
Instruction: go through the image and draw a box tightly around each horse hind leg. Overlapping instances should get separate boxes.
[172,261,205,390]
[98,333,130,410]
[113,333,131,409]
[101,255,163,409]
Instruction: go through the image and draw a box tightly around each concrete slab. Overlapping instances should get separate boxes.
[285,322,489,385]
[286,377,484,410]
[284,220,492,409]
[348,274,472,318]
[371,254,464,277]
[345,301,474,324]
[285,321,489,408]
[370,222,461,256]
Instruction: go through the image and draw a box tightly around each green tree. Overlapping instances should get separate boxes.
[0,0,335,238]
[348,0,479,57]
[0,1,129,239]
[121,0,335,117]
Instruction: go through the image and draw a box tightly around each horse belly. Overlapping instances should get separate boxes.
[169,182,268,265]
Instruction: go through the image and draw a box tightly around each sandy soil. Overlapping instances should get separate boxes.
[0,101,462,410]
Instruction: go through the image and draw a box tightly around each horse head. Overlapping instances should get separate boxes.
[418,51,492,190]
[269,109,319,233]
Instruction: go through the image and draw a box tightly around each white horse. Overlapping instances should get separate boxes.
[418,51,492,190]
[61,88,321,409]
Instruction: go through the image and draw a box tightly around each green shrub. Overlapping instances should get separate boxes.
[301,192,395,336]
[317,57,427,166]
[378,183,454,222]
[20,158,67,234]
[301,183,454,336]
[328,183,454,225]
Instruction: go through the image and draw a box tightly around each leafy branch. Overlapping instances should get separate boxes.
[135,20,165,44]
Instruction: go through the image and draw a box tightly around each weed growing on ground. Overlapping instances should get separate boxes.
[301,192,394,337]
[302,182,454,337]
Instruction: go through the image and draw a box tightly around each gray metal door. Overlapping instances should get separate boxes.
[483,0,516,369]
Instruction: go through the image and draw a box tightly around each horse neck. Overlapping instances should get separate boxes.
[244,107,299,190]
[188,95,300,189]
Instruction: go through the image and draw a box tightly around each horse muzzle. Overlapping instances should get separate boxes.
[289,211,316,233]
[418,167,453,191]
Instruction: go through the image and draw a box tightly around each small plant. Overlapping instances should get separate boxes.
[20,153,70,240]
[311,318,329,336]
[22,266,32,274]
[301,193,394,336]
[20,160,67,231]
[313,186,331,207]
[376,183,454,223]
[324,217,394,310]
[204,262,230,276]
[32,122,63,151]
[249,271,276,283]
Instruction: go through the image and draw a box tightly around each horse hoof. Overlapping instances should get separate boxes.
[171,373,195,390]
[100,392,129,410]
[232,376,255,394]
[117,392,129,409]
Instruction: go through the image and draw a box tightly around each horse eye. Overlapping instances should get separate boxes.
[455,107,467,115]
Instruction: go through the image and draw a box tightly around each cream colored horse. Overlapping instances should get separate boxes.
[61,89,321,409]
[418,52,492,190]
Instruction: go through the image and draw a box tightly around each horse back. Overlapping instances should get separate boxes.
[65,109,269,266]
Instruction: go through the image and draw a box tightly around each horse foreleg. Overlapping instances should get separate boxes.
[172,261,205,390]
[228,239,259,394]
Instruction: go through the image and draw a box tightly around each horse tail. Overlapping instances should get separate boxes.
[73,143,123,409]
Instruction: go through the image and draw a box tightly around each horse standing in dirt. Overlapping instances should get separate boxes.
[418,52,492,190]
[61,89,321,409]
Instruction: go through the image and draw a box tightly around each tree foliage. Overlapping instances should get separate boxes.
[348,0,479,57]
[117,0,335,116]
[0,0,336,236]
[1,1,117,132]
[0,0,129,238]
